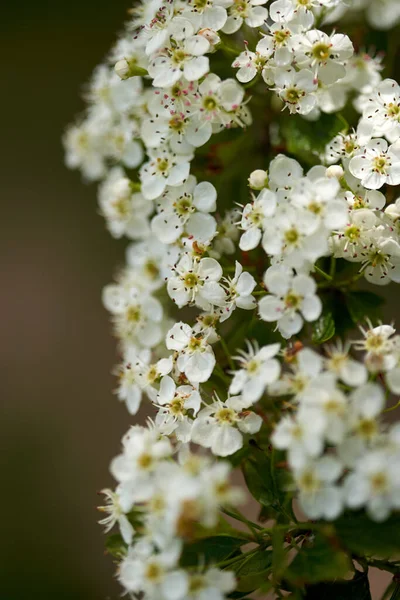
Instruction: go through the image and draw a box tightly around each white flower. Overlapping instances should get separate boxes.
[140,145,193,201]
[349,139,400,190]
[259,265,322,338]
[222,0,269,34]
[182,1,230,32]
[344,450,400,521]
[232,45,273,84]
[229,340,281,403]
[98,168,152,239]
[186,568,236,600]
[103,284,164,349]
[269,347,323,399]
[294,456,344,520]
[220,261,257,321]
[354,323,398,373]
[324,132,360,166]
[119,540,189,600]
[268,154,304,193]
[168,255,225,309]
[152,177,217,244]
[301,375,349,444]
[274,68,317,115]
[271,408,325,468]
[239,188,277,251]
[191,394,262,457]
[155,376,201,442]
[357,79,400,144]
[166,322,216,383]
[148,35,210,88]
[114,350,151,415]
[111,425,172,508]
[290,174,348,230]
[293,30,354,85]
[98,489,135,544]
[324,342,367,386]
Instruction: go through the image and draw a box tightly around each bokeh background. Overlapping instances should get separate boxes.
[1,2,398,599]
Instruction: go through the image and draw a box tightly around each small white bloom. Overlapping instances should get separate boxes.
[349,138,400,190]
[229,340,281,403]
[191,394,262,457]
[166,322,216,383]
[259,265,322,338]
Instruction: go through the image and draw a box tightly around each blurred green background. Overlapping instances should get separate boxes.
[1,2,399,599]
[1,2,133,598]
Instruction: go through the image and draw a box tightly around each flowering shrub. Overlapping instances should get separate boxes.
[65,1,400,598]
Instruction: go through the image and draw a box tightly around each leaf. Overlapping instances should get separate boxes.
[180,535,245,567]
[335,512,400,557]
[286,533,351,585]
[304,570,372,600]
[281,113,348,165]
[312,308,335,344]
[346,291,384,325]
[242,448,293,520]
[233,550,273,592]
[105,533,127,559]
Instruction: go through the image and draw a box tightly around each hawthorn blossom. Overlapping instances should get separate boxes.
[166,322,216,383]
[349,139,400,190]
[259,265,322,338]
[191,394,262,456]
[229,340,281,403]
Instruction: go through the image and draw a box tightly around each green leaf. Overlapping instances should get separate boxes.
[286,533,351,585]
[242,448,293,520]
[304,570,371,600]
[335,512,400,556]
[346,291,384,325]
[312,308,335,344]
[180,535,245,567]
[105,533,127,559]
[281,113,348,165]
[233,550,273,592]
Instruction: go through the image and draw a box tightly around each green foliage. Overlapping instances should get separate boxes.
[242,447,294,521]
[233,550,273,592]
[105,533,127,559]
[286,533,351,585]
[280,113,348,166]
[312,307,336,344]
[335,513,400,556]
[346,290,385,325]
[180,535,245,567]
[304,570,372,599]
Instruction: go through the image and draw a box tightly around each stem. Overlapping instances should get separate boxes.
[384,399,400,413]
[216,547,260,569]
[329,256,337,279]
[221,507,263,531]
[314,265,332,281]
[220,337,235,371]
[389,581,400,600]
[366,558,400,575]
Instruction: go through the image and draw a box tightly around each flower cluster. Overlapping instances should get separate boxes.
[271,326,400,521]
[65,0,400,597]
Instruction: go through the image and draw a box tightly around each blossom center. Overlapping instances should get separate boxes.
[145,562,163,582]
[370,472,389,493]
[312,42,331,62]
[299,471,320,493]
[138,452,153,469]
[215,407,237,424]
[284,227,300,244]
[285,292,302,309]
[373,155,389,174]
[184,272,199,288]
[126,306,141,322]
[387,103,400,120]
[284,87,303,104]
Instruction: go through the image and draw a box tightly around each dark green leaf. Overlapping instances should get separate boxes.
[281,113,348,165]
[335,512,400,556]
[346,291,384,325]
[287,533,351,584]
[312,308,335,344]
[242,448,293,520]
[105,533,127,558]
[304,570,371,600]
[180,535,245,567]
[233,550,273,593]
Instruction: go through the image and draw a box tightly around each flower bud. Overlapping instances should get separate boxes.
[326,165,344,179]
[114,59,148,80]
[198,28,220,52]
[248,169,268,190]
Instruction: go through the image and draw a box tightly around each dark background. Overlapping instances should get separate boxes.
[1,2,133,598]
[0,2,396,599]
